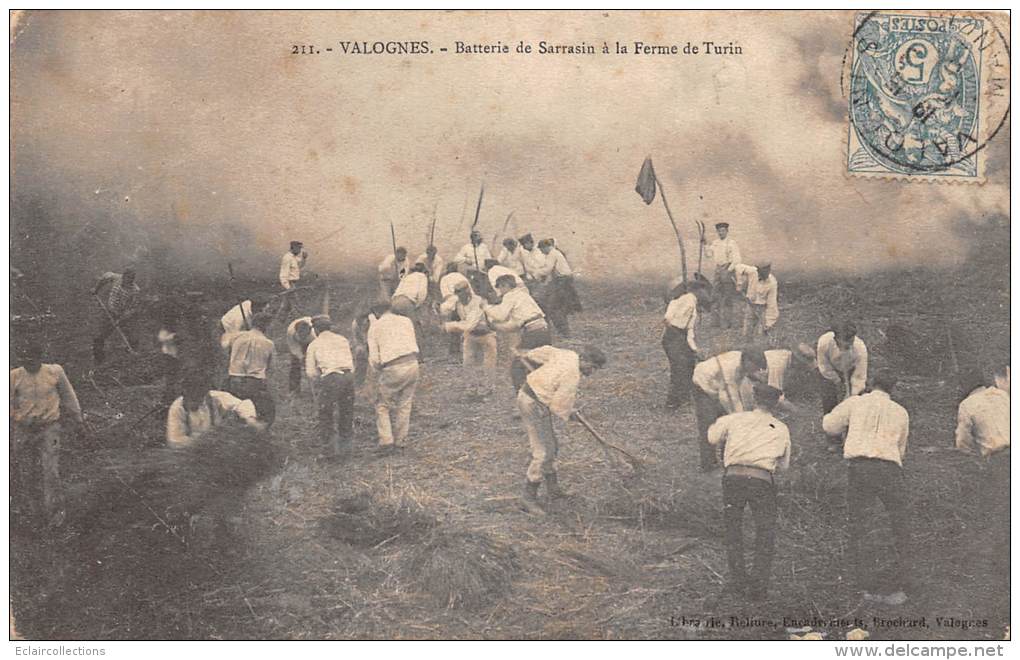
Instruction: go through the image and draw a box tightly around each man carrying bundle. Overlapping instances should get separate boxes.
[285,315,318,396]
[704,222,741,329]
[224,312,276,426]
[692,349,769,471]
[367,297,420,454]
[91,267,141,364]
[707,383,790,601]
[955,363,1010,458]
[483,274,553,393]
[732,262,779,339]
[10,341,86,527]
[305,315,356,456]
[817,321,868,414]
[515,344,607,514]
[166,376,265,447]
[441,279,497,370]
[662,281,710,410]
[377,247,410,302]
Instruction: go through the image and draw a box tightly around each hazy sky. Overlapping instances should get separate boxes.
[11,10,1010,283]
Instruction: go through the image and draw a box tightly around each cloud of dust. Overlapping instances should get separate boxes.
[10,10,1009,297]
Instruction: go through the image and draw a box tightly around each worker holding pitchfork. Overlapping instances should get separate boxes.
[514,344,607,515]
[91,267,141,364]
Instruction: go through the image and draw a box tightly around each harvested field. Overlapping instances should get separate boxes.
[9,229,1010,640]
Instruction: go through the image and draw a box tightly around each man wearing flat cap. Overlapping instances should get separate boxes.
[280,241,308,291]
[704,223,742,329]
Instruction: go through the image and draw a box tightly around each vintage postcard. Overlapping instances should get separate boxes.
[8,9,1010,646]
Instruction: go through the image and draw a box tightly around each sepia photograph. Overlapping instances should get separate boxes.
[8,8,1011,646]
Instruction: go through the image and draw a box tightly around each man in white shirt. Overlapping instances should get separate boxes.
[10,342,85,526]
[822,371,910,605]
[452,230,494,275]
[279,241,308,290]
[378,247,410,302]
[285,316,317,396]
[817,321,869,413]
[515,344,606,514]
[708,383,790,601]
[733,263,779,339]
[225,312,276,426]
[692,349,768,471]
[393,263,430,308]
[955,364,1010,458]
[497,238,526,276]
[166,378,264,447]
[486,264,526,364]
[517,233,544,283]
[484,275,553,392]
[367,298,420,453]
[662,281,710,409]
[441,280,497,370]
[439,265,471,360]
[305,315,356,455]
[704,222,741,329]
[533,239,581,338]
[415,245,445,287]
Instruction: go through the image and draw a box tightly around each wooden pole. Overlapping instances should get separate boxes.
[389,222,401,284]
[471,184,485,271]
[653,172,688,282]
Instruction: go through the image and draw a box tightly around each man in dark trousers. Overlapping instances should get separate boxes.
[661,280,710,409]
[305,315,355,456]
[91,267,141,364]
[708,383,790,601]
[225,312,276,426]
[483,274,553,393]
[823,370,910,606]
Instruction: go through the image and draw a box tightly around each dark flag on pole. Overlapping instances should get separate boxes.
[635,157,657,205]
[634,155,688,282]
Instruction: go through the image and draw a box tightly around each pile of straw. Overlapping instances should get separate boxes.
[406,530,519,610]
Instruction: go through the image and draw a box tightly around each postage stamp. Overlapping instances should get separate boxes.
[845,11,1008,182]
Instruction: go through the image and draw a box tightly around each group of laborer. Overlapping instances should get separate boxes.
[10,225,1010,610]
[660,222,1009,605]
